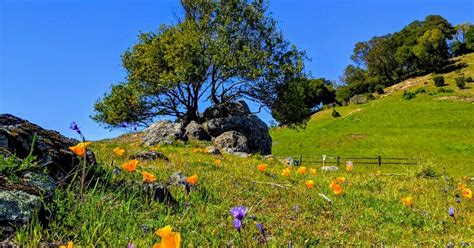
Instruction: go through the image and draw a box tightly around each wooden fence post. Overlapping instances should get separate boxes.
[378,155,382,166]
[337,156,340,167]
[300,154,303,165]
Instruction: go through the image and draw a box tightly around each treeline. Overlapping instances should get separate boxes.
[336,15,474,103]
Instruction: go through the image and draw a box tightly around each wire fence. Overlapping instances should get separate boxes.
[275,155,419,167]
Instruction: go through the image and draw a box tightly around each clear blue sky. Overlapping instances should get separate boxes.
[1,0,472,140]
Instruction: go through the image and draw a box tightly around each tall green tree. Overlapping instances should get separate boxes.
[93,0,307,128]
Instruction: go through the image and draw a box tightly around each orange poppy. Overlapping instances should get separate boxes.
[69,142,91,156]
[463,175,469,181]
[59,241,74,248]
[192,148,202,153]
[122,159,138,172]
[113,147,125,156]
[305,180,314,189]
[154,225,181,248]
[462,188,472,199]
[257,164,267,172]
[332,183,343,195]
[186,174,198,185]
[214,159,222,166]
[296,166,307,175]
[458,182,467,190]
[336,177,346,184]
[142,171,157,183]
[401,196,413,206]
[281,167,291,177]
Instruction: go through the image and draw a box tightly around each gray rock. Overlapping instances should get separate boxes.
[231,152,251,158]
[281,157,300,166]
[169,171,187,186]
[203,115,272,155]
[0,114,95,179]
[205,146,221,155]
[202,100,251,121]
[144,182,176,205]
[142,120,187,146]
[132,151,169,161]
[0,189,41,223]
[213,131,249,154]
[23,172,56,194]
[321,166,339,172]
[350,94,374,104]
[185,121,210,141]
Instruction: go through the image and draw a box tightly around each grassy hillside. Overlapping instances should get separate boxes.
[272,53,474,176]
[13,135,474,247]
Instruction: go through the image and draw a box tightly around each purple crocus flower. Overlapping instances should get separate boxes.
[127,242,134,248]
[448,206,455,217]
[230,206,247,220]
[69,121,81,134]
[257,223,265,236]
[233,219,242,232]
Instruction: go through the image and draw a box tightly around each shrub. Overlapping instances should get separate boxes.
[414,88,426,94]
[403,91,416,100]
[455,77,466,89]
[374,84,384,94]
[366,93,375,101]
[466,76,473,82]
[432,75,445,87]
[332,109,341,118]
[437,87,454,93]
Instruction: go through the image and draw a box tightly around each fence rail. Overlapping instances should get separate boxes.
[274,155,419,167]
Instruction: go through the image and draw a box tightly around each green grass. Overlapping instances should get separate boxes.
[11,134,474,247]
[272,53,474,176]
[9,54,474,247]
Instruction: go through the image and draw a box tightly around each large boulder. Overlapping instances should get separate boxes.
[142,120,187,146]
[0,114,92,179]
[0,114,93,228]
[213,131,249,154]
[202,100,251,121]
[185,121,210,140]
[203,115,272,155]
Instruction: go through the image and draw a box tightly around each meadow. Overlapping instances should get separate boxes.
[12,132,474,247]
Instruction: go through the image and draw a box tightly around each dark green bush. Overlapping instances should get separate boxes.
[332,109,341,118]
[466,76,473,82]
[432,75,445,87]
[455,77,466,89]
[403,91,416,100]
[414,88,426,94]
[375,84,384,94]
[437,87,454,93]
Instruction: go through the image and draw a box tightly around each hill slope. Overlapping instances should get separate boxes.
[271,53,474,176]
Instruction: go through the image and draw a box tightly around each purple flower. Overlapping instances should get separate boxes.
[257,223,265,236]
[127,242,134,248]
[233,219,242,232]
[69,121,81,134]
[230,206,247,220]
[448,206,455,217]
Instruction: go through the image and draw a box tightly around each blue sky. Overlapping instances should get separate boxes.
[1,0,472,140]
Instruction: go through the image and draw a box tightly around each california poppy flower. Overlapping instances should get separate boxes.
[309,168,317,176]
[192,148,202,153]
[69,142,91,156]
[336,177,346,184]
[296,166,307,175]
[154,225,181,248]
[332,183,343,195]
[458,182,467,190]
[186,174,198,185]
[305,180,314,189]
[122,159,138,172]
[59,241,74,248]
[113,147,125,156]
[401,196,413,206]
[257,164,267,172]
[461,188,472,199]
[142,171,157,183]
[214,159,222,166]
[281,167,291,177]
[463,176,469,181]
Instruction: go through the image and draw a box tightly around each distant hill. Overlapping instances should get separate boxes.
[271,53,474,176]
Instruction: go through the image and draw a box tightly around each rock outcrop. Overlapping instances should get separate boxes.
[142,120,186,146]
[143,101,272,155]
[213,131,249,154]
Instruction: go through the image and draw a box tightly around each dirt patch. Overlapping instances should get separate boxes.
[347,133,368,140]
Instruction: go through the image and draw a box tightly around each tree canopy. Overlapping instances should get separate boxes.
[93,0,334,128]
